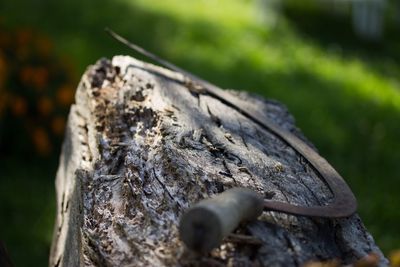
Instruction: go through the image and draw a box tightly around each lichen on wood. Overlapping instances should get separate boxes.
[50,56,388,267]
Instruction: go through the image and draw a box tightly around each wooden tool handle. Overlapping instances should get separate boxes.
[179,188,264,253]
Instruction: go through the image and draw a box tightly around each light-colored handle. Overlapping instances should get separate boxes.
[179,188,264,253]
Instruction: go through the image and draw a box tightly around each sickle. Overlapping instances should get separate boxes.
[106,28,357,219]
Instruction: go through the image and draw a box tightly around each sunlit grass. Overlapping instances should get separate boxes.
[128,0,400,109]
[133,0,256,28]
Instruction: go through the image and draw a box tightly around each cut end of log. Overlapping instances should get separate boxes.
[180,206,223,253]
[179,187,264,253]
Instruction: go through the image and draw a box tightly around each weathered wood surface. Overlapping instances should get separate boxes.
[49,56,388,266]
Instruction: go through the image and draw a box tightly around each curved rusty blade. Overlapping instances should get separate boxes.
[106,28,357,218]
[182,75,357,218]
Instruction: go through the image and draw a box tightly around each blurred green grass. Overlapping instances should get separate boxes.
[0,157,56,266]
[1,0,399,265]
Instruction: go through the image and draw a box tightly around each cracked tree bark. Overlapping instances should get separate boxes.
[49,56,388,267]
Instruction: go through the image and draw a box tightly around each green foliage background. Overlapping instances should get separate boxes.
[0,0,399,265]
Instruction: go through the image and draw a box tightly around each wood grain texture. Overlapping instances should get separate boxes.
[49,56,388,267]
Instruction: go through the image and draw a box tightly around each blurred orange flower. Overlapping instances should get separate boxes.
[37,97,53,116]
[57,84,75,106]
[16,28,33,48]
[35,36,52,58]
[390,249,400,267]
[32,67,49,89]
[15,28,32,60]
[1,24,77,157]
[51,116,65,136]
[11,96,27,116]
[32,127,52,155]
[19,66,49,90]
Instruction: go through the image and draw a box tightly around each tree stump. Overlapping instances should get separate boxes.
[49,56,388,266]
